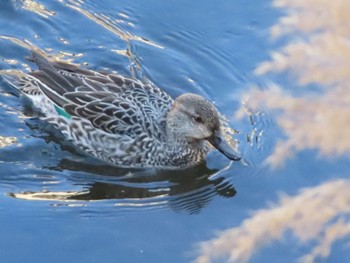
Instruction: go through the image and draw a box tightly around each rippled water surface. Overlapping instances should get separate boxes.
[1,0,349,262]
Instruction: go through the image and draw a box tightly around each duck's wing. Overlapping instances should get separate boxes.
[28,51,173,136]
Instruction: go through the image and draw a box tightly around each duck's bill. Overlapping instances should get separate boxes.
[207,130,241,161]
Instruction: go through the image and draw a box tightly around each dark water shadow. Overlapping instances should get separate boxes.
[10,156,237,214]
[66,159,236,214]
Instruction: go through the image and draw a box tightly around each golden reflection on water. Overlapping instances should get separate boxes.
[16,0,56,18]
[64,2,164,49]
[10,190,87,201]
[0,136,17,148]
[0,36,37,52]
[195,180,350,263]
[10,189,169,210]
[196,0,350,262]
[4,0,163,81]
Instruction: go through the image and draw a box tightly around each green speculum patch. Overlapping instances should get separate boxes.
[54,105,72,119]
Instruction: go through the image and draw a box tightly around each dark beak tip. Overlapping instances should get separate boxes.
[231,156,241,161]
[225,152,241,162]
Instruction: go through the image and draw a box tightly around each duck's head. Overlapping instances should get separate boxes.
[167,93,241,161]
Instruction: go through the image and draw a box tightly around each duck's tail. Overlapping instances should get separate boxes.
[0,49,46,93]
[1,52,47,103]
[1,70,28,93]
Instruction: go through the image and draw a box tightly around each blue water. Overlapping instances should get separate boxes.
[0,0,349,262]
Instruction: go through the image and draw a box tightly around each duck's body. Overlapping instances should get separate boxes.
[3,51,240,168]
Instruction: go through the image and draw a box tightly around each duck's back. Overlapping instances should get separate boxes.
[11,51,175,167]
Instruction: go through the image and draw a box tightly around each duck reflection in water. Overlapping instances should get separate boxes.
[11,158,236,214]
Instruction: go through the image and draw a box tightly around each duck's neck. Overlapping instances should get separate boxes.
[165,117,188,145]
[162,117,211,166]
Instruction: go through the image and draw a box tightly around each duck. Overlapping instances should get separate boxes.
[3,50,240,168]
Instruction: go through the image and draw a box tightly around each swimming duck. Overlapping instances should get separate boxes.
[3,50,240,168]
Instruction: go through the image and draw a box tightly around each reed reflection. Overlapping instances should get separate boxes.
[195,0,350,262]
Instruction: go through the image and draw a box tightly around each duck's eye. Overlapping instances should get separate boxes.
[194,116,203,123]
